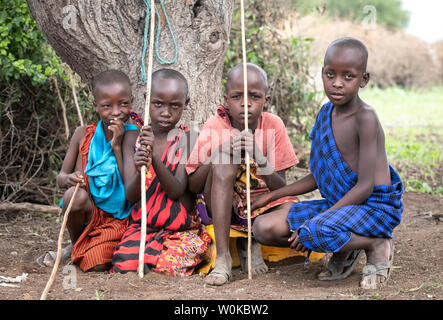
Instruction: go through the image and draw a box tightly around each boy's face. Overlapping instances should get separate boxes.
[93,82,132,128]
[224,69,270,131]
[149,77,189,133]
[322,46,369,107]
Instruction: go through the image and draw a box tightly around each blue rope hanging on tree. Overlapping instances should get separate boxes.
[140,0,178,83]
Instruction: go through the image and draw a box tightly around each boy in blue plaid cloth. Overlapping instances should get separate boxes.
[250,37,404,289]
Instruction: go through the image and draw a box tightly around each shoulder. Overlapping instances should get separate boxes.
[123,128,139,143]
[179,128,192,154]
[173,125,191,143]
[355,104,381,138]
[262,112,283,122]
[71,125,88,142]
[198,114,231,134]
[318,101,334,118]
[310,102,333,127]
[261,112,286,128]
[203,114,223,127]
[356,103,380,126]
[73,125,87,135]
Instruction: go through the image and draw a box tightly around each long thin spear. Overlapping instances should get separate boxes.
[240,0,252,280]
[138,0,156,279]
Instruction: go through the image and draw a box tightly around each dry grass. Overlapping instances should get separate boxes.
[278,14,442,89]
[431,40,443,81]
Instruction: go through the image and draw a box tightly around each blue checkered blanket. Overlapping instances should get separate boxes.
[287,102,404,253]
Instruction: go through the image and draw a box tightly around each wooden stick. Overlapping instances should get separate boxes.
[53,76,69,140]
[69,71,84,127]
[40,183,80,300]
[138,0,156,279]
[240,0,252,280]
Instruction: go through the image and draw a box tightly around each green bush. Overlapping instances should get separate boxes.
[295,0,410,30]
[0,0,64,84]
[0,0,91,205]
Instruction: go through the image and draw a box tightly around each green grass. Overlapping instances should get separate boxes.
[360,86,443,127]
[360,86,443,195]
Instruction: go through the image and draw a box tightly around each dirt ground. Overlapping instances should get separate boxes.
[0,191,441,302]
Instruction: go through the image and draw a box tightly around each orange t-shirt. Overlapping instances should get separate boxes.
[186,105,298,175]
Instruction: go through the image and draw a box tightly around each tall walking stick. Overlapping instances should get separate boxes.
[240,0,252,280]
[41,183,80,300]
[138,0,156,279]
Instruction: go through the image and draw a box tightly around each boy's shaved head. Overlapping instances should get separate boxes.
[226,63,268,91]
[152,68,189,96]
[325,37,369,72]
[91,69,131,99]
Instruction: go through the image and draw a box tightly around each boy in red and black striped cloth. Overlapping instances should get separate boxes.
[111,69,211,276]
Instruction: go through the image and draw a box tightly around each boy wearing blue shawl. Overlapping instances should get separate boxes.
[251,38,404,289]
[37,70,139,272]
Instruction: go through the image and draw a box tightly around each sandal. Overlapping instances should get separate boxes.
[360,239,394,289]
[36,244,72,267]
[36,251,57,267]
[318,249,363,281]
[204,269,232,286]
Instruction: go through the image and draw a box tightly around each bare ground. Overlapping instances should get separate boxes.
[0,191,441,301]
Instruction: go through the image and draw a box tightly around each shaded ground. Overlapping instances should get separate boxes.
[0,192,441,301]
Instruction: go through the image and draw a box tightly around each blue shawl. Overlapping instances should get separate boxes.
[84,120,137,220]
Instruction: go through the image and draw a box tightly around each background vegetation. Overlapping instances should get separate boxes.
[0,0,93,204]
[0,0,441,206]
[295,0,410,30]
[360,86,443,195]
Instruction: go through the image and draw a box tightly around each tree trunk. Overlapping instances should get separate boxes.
[26,0,234,125]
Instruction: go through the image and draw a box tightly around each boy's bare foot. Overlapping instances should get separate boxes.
[205,253,232,286]
[318,249,362,281]
[237,237,268,276]
[36,243,73,267]
[360,238,393,289]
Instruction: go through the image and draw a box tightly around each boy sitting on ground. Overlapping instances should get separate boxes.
[186,63,299,286]
[111,69,211,276]
[37,69,139,272]
[251,38,404,289]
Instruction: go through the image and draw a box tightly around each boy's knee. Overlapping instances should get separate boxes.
[306,216,337,238]
[300,217,341,252]
[64,187,90,210]
[252,216,273,245]
[211,164,238,184]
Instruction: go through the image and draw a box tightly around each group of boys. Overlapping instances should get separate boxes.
[38,37,404,290]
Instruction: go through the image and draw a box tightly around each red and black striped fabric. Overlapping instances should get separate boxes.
[111,125,211,276]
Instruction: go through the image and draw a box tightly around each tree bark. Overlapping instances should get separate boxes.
[26,0,234,125]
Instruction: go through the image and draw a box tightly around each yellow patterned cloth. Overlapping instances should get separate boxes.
[197,225,325,275]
